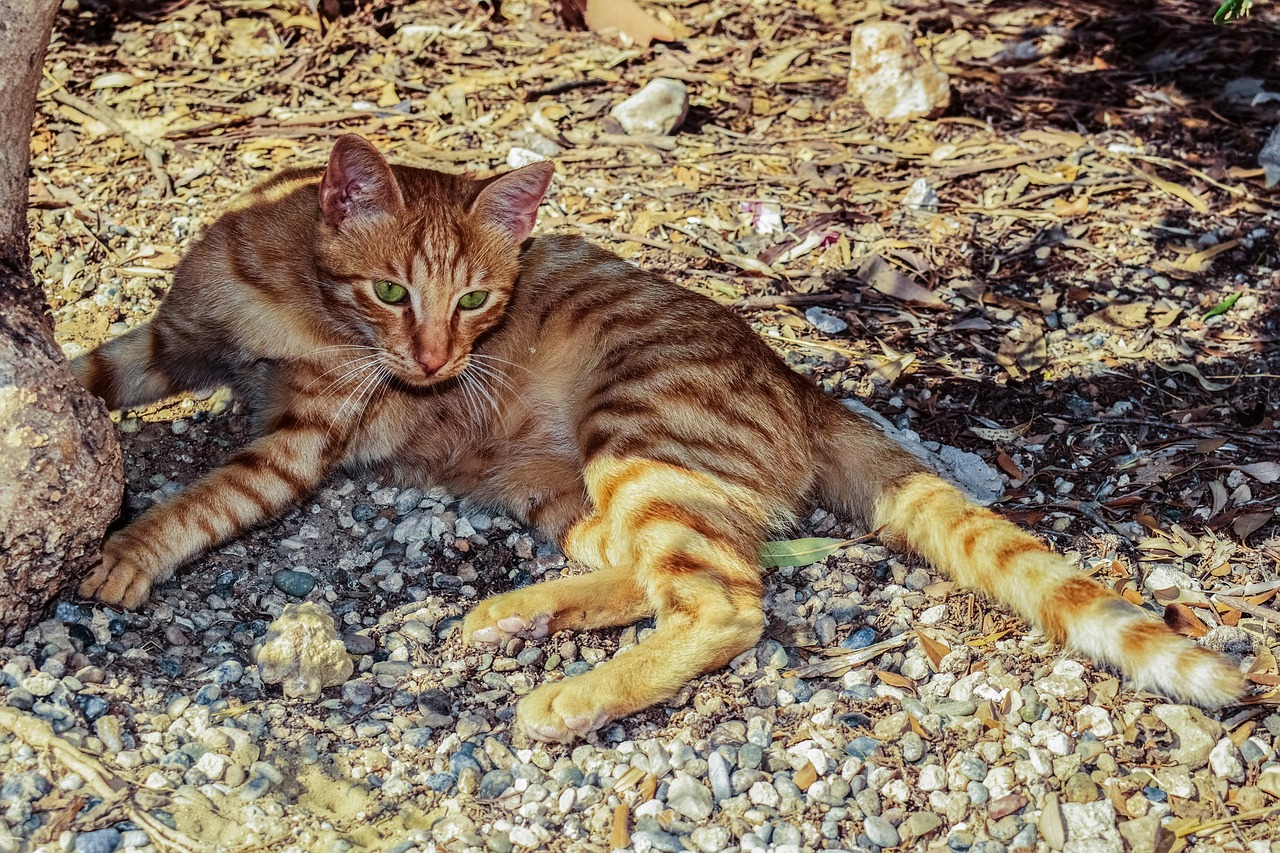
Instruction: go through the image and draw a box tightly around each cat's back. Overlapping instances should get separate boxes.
[504,235,822,496]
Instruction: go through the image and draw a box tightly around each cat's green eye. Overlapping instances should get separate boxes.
[458,290,489,310]
[374,280,408,305]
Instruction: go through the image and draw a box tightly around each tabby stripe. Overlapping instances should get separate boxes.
[220,475,275,517]
[1039,576,1107,644]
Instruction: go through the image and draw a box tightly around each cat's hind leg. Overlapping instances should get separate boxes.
[508,457,769,742]
[72,317,229,411]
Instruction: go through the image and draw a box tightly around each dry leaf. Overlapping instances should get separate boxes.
[876,670,916,691]
[1259,765,1280,799]
[582,0,675,48]
[1239,462,1280,484]
[915,628,951,670]
[1163,602,1209,638]
[1233,511,1274,541]
[857,255,945,307]
[1039,792,1066,851]
[1159,363,1231,392]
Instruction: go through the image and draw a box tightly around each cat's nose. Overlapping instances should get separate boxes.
[415,349,448,376]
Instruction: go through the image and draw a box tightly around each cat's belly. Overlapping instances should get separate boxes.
[355,432,589,544]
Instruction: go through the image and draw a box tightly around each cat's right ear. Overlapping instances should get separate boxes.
[318,134,405,230]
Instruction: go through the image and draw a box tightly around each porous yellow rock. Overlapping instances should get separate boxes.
[256,602,353,699]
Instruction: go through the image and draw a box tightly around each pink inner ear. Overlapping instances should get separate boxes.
[319,135,405,229]
[471,161,554,244]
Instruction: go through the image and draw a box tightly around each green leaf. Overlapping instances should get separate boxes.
[759,537,851,568]
[1215,0,1253,25]
[1203,291,1241,320]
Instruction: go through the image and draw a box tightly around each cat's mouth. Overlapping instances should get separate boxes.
[390,357,463,388]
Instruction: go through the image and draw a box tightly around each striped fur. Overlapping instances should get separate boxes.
[73,135,1242,741]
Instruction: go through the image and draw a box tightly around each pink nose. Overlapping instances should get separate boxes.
[416,349,448,375]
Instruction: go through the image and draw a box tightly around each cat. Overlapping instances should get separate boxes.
[72,133,1244,742]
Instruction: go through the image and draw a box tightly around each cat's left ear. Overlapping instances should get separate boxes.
[470,161,554,244]
[319,134,406,230]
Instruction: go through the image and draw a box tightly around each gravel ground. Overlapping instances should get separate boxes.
[1,413,1277,853]
[5,0,1280,851]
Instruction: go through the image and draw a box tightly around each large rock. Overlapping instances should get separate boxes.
[256,603,354,699]
[847,22,950,121]
[1151,704,1222,770]
[610,78,688,135]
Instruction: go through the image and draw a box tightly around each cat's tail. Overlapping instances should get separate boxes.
[812,403,1244,709]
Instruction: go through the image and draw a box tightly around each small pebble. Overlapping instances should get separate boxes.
[272,569,316,597]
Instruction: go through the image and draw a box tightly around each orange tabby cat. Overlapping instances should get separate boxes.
[73,134,1242,741]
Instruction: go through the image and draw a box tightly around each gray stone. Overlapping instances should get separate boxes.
[0,771,50,803]
[73,829,121,853]
[708,750,732,801]
[479,769,514,799]
[805,306,848,334]
[901,811,942,841]
[272,569,316,598]
[863,814,900,848]
[667,773,712,821]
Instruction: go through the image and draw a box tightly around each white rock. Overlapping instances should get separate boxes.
[1076,705,1115,738]
[902,177,939,212]
[847,22,951,121]
[610,78,689,136]
[255,602,354,700]
[506,147,546,169]
[985,766,1016,800]
[804,748,829,777]
[195,752,229,781]
[918,603,949,625]
[1208,737,1245,783]
[882,777,913,803]
[1043,731,1072,757]
[1144,566,1201,593]
[1061,800,1123,853]
[918,764,947,791]
[1151,705,1222,770]
[747,780,780,808]
[690,826,731,853]
[1051,659,1086,679]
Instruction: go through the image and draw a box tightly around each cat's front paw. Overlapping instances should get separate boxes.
[517,680,613,743]
[463,594,552,646]
[78,536,156,609]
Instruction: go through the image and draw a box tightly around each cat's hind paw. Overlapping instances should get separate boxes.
[466,612,551,645]
[78,539,156,610]
[463,594,553,645]
[516,680,613,743]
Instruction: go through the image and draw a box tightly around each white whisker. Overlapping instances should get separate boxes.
[470,352,532,375]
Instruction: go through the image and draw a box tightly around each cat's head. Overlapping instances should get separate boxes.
[312,134,553,388]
